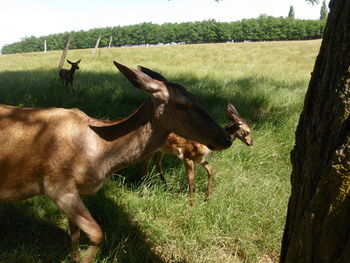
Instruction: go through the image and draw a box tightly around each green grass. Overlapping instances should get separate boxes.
[0,40,320,263]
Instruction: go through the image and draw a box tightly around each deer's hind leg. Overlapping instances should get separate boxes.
[201,160,214,199]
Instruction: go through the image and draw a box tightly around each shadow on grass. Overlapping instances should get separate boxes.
[85,189,167,263]
[0,193,168,263]
[0,203,70,263]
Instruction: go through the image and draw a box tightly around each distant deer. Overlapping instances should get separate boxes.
[144,102,252,206]
[59,59,81,91]
[0,61,232,263]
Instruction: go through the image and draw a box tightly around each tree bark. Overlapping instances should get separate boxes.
[58,34,72,70]
[280,0,350,262]
[108,36,113,48]
[93,35,102,55]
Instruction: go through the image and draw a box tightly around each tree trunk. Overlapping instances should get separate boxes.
[58,34,72,70]
[280,0,350,262]
[108,36,113,48]
[93,35,102,55]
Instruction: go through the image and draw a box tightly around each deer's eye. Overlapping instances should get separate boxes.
[176,103,189,111]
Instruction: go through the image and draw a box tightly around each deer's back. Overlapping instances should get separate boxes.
[59,68,73,81]
[0,105,102,201]
[160,133,211,162]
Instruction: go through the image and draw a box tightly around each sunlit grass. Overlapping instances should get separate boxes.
[0,40,320,263]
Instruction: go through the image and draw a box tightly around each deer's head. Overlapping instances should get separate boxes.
[225,102,253,146]
[67,59,81,71]
[113,61,232,151]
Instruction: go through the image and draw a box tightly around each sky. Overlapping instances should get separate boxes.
[0,0,328,51]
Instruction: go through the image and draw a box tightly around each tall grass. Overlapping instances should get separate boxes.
[0,40,320,263]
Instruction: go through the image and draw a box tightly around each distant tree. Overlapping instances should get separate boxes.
[288,5,295,18]
[320,0,328,19]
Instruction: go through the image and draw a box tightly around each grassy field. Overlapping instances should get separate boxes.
[0,40,321,263]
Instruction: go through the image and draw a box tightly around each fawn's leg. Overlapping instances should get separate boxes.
[64,81,69,91]
[68,82,75,92]
[143,155,153,179]
[184,159,195,206]
[71,82,75,92]
[53,192,103,263]
[155,152,167,185]
[201,160,214,198]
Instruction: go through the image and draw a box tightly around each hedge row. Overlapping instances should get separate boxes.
[1,17,326,54]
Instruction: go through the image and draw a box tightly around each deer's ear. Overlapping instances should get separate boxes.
[227,102,240,117]
[114,61,165,94]
[138,66,167,82]
[67,59,73,64]
[227,102,242,123]
[77,59,81,64]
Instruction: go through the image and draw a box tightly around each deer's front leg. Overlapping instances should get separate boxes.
[184,159,195,206]
[53,192,103,263]
[69,219,81,262]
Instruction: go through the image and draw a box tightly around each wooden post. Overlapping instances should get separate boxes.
[58,33,72,70]
[44,40,47,52]
[93,35,102,55]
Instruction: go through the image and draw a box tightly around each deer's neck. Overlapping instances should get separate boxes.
[225,123,240,141]
[69,68,77,74]
[90,98,169,175]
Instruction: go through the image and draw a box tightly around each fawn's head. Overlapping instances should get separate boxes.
[67,59,81,71]
[225,102,253,146]
[113,61,232,150]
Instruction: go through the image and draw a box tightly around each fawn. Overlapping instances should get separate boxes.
[144,102,253,206]
[59,59,81,91]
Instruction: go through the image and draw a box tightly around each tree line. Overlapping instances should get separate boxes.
[1,16,326,54]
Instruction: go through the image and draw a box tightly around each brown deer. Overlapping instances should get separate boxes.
[0,61,232,263]
[144,102,252,206]
[59,59,81,91]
